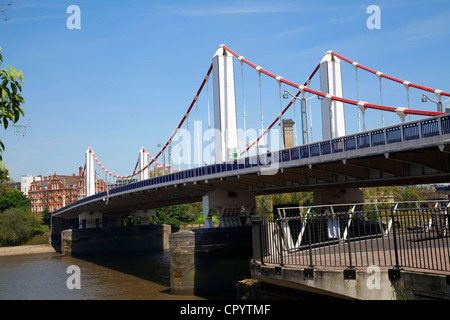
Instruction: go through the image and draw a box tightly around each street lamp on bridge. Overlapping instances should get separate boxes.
[421,94,450,113]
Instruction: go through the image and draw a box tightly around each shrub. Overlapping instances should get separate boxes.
[0,208,42,246]
[0,188,30,212]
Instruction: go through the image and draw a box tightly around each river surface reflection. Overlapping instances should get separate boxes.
[0,250,229,300]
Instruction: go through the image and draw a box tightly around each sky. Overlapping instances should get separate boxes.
[2,0,450,182]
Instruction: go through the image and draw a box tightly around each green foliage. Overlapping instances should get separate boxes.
[256,192,314,217]
[0,208,42,246]
[155,203,203,232]
[0,188,30,212]
[0,179,12,195]
[1,2,12,22]
[272,192,313,206]
[0,46,25,167]
[362,185,438,204]
[122,213,134,227]
[119,203,205,231]
[255,195,272,216]
[41,207,50,226]
[156,212,181,232]
[24,232,50,246]
[392,280,416,300]
[0,182,48,247]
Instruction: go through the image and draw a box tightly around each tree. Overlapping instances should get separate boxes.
[362,185,438,203]
[41,206,50,226]
[0,188,29,212]
[0,46,25,174]
[155,204,196,232]
[401,185,437,202]
[0,180,11,196]
[255,195,272,216]
[256,192,314,217]
[0,208,41,246]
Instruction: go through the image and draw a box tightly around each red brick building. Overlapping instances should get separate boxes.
[28,168,105,214]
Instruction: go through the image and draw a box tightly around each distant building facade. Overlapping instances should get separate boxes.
[282,119,295,149]
[21,174,42,195]
[28,168,105,214]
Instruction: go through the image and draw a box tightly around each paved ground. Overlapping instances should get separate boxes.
[262,233,450,275]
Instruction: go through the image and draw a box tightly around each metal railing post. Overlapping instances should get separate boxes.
[259,219,265,265]
[346,212,354,268]
[391,208,401,269]
[277,219,284,266]
[307,217,314,268]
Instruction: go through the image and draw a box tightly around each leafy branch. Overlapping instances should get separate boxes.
[0,46,25,163]
[0,2,12,21]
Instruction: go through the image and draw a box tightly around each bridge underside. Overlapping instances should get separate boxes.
[55,143,450,220]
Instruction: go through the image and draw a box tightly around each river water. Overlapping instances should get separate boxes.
[0,250,228,300]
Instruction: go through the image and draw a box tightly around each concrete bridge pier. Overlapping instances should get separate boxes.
[133,209,156,225]
[169,188,255,296]
[52,210,170,256]
[60,224,171,256]
[79,211,103,229]
[202,189,256,228]
[169,227,253,296]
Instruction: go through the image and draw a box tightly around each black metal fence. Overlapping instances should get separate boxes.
[252,203,450,272]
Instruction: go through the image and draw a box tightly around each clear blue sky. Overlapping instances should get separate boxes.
[2,0,450,182]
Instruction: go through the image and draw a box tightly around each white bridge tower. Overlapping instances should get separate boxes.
[212,45,239,163]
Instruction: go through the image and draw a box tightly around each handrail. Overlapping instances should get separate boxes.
[255,204,450,272]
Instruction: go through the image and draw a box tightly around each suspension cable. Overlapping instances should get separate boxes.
[86,46,447,181]
[277,77,284,149]
[225,44,320,155]
[353,63,361,132]
[143,148,170,172]
[331,51,450,98]
[258,69,263,153]
[378,73,384,127]
[221,45,444,155]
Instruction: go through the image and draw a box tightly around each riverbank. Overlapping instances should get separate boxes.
[0,244,57,257]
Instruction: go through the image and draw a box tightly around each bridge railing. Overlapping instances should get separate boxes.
[251,201,450,273]
[54,114,450,216]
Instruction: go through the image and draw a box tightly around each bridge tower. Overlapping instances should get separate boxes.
[320,51,346,140]
[139,147,149,181]
[201,46,255,228]
[317,52,363,205]
[85,147,95,197]
[212,44,239,163]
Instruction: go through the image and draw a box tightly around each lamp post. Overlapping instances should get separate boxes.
[421,94,450,113]
[168,142,172,173]
[283,90,316,145]
[157,142,166,175]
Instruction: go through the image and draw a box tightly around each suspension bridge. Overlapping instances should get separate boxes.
[49,44,450,299]
[52,44,450,227]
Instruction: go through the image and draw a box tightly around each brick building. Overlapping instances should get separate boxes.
[28,168,105,214]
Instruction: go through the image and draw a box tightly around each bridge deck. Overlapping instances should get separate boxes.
[53,114,450,219]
